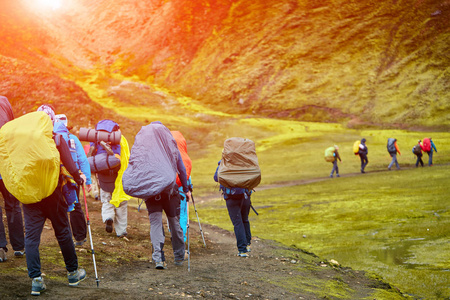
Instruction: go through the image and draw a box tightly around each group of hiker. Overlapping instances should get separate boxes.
[0,96,261,296]
[325,137,438,177]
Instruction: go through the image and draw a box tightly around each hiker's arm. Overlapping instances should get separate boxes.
[73,136,92,185]
[57,138,83,185]
[213,161,220,182]
[176,151,189,193]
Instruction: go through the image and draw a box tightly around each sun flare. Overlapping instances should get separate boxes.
[36,0,63,10]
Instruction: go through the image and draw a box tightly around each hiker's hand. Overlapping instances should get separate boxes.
[75,177,84,186]
[86,184,92,193]
[186,191,192,202]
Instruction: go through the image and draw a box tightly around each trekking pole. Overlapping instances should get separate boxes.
[187,201,190,272]
[250,205,259,216]
[190,193,206,247]
[82,185,100,287]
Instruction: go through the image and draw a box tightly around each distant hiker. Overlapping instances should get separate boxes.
[0,110,86,295]
[358,138,368,173]
[171,131,193,242]
[214,137,261,257]
[0,96,25,262]
[421,137,437,166]
[387,138,401,170]
[89,120,131,237]
[54,118,93,246]
[325,145,341,178]
[122,121,191,269]
[413,140,424,167]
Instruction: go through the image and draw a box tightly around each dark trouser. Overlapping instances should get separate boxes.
[360,154,368,171]
[331,160,339,176]
[23,188,78,278]
[225,194,252,253]
[0,179,25,251]
[427,151,433,165]
[416,154,424,167]
[145,192,185,263]
[69,198,87,242]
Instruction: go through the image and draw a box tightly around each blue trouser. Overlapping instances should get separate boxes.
[427,151,433,165]
[415,154,424,167]
[360,153,368,171]
[225,194,252,253]
[388,153,400,169]
[0,179,25,251]
[331,160,339,176]
[23,188,78,278]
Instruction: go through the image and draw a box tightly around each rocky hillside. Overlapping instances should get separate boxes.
[0,0,449,128]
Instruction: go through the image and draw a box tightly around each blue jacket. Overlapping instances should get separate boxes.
[214,160,250,200]
[54,122,92,185]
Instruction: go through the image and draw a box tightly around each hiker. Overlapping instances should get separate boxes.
[214,161,253,257]
[213,137,261,257]
[54,118,92,246]
[421,138,438,166]
[358,138,368,173]
[122,122,191,269]
[0,96,25,262]
[171,130,193,242]
[0,108,86,295]
[90,120,131,237]
[413,140,424,167]
[387,138,401,170]
[325,145,341,178]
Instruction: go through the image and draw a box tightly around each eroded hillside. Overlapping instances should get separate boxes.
[0,0,449,128]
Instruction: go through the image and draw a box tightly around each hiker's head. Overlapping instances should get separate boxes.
[418,140,421,143]
[55,114,68,127]
[37,104,56,123]
[361,138,366,143]
[334,145,339,150]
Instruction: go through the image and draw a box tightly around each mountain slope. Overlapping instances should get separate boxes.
[0,0,449,128]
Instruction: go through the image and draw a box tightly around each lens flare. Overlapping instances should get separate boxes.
[36,0,62,10]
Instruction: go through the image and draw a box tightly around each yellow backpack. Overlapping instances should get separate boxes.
[0,112,60,204]
[353,140,360,155]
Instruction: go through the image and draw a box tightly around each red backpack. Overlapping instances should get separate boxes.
[422,138,431,152]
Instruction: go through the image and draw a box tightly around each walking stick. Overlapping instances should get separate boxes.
[187,201,190,272]
[82,185,100,287]
[190,193,206,247]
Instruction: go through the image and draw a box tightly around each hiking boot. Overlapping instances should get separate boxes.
[0,248,6,262]
[105,219,113,233]
[14,250,25,257]
[329,174,333,178]
[68,268,86,286]
[75,239,86,247]
[31,277,46,296]
[246,245,251,253]
[238,252,248,258]
[174,260,184,266]
[336,174,340,177]
[155,261,167,269]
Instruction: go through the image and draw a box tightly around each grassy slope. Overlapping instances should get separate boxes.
[191,119,450,299]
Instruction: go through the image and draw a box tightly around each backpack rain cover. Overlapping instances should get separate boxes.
[122,124,179,198]
[0,112,60,204]
[218,137,261,190]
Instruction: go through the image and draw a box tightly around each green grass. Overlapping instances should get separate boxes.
[190,120,450,300]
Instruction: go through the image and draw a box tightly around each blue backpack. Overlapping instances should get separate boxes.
[93,120,121,156]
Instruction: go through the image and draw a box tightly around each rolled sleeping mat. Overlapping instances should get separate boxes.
[88,152,121,173]
[79,128,121,144]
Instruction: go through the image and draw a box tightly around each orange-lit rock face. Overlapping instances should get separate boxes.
[1,0,449,127]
